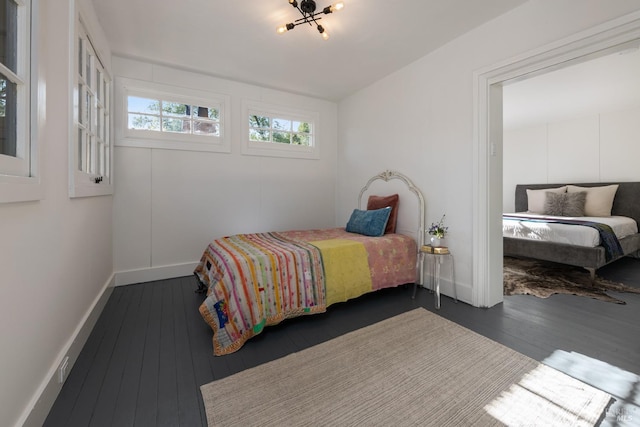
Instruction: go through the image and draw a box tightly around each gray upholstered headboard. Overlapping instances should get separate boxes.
[514,182,640,226]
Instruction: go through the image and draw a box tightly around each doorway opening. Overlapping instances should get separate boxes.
[473,13,640,308]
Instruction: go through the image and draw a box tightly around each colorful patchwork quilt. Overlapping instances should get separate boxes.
[195,228,417,355]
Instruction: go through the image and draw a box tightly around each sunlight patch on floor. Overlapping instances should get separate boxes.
[543,350,640,426]
[484,364,612,426]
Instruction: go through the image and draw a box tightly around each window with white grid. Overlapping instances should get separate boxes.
[0,0,42,203]
[116,77,231,153]
[242,100,319,159]
[71,18,112,197]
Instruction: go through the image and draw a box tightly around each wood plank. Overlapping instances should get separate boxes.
[172,279,204,427]
[45,257,640,426]
[133,282,163,426]
[156,280,180,427]
[111,283,155,427]
[88,284,145,427]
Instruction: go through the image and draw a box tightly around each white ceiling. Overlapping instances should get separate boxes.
[91,0,526,101]
[503,46,640,130]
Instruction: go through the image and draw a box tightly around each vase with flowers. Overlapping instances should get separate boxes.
[428,214,448,247]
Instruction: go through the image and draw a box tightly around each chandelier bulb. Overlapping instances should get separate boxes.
[277,23,295,34]
[317,24,329,40]
[323,2,344,14]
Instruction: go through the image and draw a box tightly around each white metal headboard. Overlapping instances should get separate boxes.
[357,170,426,249]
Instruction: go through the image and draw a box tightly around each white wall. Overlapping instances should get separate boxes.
[503,107,640,211]
[337,0,640,304]
[0,1,114,426]
[112,58,338,284]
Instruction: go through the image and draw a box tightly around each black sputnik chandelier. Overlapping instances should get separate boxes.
[276,0,345,40]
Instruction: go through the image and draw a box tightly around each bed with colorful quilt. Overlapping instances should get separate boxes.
[194,170,426,355]
[503,182,640,279]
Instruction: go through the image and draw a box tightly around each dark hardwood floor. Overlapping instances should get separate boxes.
[44,257,640,427]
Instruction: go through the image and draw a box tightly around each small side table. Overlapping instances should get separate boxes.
[412,246,457,309]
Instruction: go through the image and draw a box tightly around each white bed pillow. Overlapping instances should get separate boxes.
[567,184,619,217]
[526,186,567,214]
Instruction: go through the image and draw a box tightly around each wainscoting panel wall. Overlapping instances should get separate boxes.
[112,57,339,285]
[504,106,640,212]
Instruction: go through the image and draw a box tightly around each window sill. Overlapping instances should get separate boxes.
[0,175,43,204]
[69,171,113,198]
[70,183,113,198]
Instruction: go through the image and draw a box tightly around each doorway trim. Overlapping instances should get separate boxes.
[472,11,640,308]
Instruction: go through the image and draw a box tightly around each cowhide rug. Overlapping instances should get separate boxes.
[503,256,640,304]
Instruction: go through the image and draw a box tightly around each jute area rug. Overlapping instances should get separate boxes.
[503,256,640,304]
[200,308,612,426]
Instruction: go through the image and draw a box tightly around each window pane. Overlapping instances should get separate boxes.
[101,110,106,140]
[101,144,106,175]
[0,75,16,157]
[293,121,311,133]
[162,118,190,133]
[0,0,18,73]
[128,96,159,114]
[192,105,219,120]
[194,120,219,136]
[86,136,93,174]
[77,129,85,170]
[273,118,291,131]
[162,101,188,117]
[85,50,91,85]
[77,84,85,125]
[273,131,291,144]
[104,109,110,141]
[96,69,102,100]
[95,140,102,175]
[86,91,92,130]
[250,128,270,142]
[209,107,219,120]
[77,37,83,76]
[128,113,160,131]
[249,115,269,128]
[96,107,103,140]
[292,134,310,146]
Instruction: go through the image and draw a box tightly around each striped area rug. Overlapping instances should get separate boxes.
[200,308,613,426]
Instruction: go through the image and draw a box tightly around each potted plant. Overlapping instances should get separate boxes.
[428,214,448,247]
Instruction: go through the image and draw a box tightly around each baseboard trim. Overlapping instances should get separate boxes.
[114,262,198,286]
[18,273,115,427]
[420,279,472,305]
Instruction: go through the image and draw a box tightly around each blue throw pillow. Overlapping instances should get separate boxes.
[346,207,392,237]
